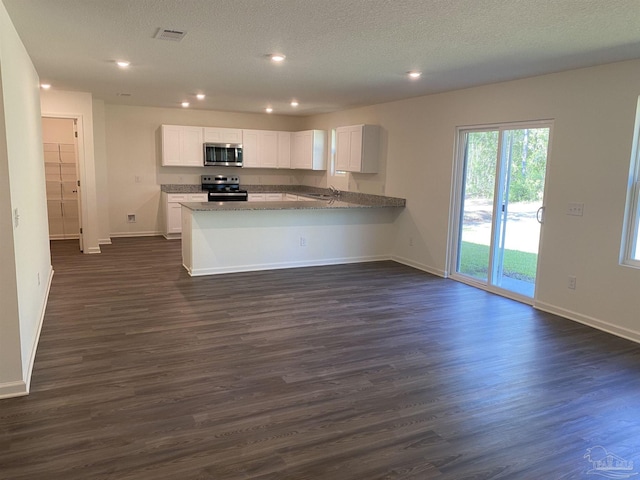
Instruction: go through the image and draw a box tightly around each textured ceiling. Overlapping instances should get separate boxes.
[4,0,640,116]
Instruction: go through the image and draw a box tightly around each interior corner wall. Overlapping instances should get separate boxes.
[41,89,100,253]
[92,98,111,244]
[0,0,52,398]
[303,59,640,343]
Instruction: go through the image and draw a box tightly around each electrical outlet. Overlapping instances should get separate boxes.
[37,272,40,286]
[13,208,19,228]
[299,237,307,247]
[134,175,141,183]
[409,237,414,247]
[567,202,584,216]
[568,275,577,290]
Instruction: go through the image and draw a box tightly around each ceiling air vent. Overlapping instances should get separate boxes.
[154,28,187,42]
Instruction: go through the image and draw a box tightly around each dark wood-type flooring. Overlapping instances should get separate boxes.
[2,237,640,479]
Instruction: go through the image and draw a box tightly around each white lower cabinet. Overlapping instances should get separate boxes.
[248,193,286,202]
[163,192,208,238]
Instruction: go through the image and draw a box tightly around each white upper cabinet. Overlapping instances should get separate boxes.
[277,131,291,168]
[203,127,243,144]
[242,130,259,168]
[161,125,203,167]
[335,124,380,173]
[242,130,279,168]
[291,130,326,170]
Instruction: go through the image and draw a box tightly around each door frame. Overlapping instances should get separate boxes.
[42,114,85,252]
[447,119,554,305]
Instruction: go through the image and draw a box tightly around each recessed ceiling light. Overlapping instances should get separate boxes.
[407,71,422,79]
[196,94,205,100]
[181,102,190,108]
[290,100,299,107]
[265,107,273,113]
[269,54,286,63]
[116,60,130,68]
[40,83,51,90]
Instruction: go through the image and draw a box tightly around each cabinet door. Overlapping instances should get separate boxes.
[242,130,259,168]
[182,126,204,166]
[204,128,243,144]
[335,127,351,171]
[278,132,291,168]
[291,131,312,169]
[259,131,278,168]
[265,193,283,201]
[248,193,265,202]
[335,125,378,173]
[167,203,183,233]
[162,125,183,166]
[348,127,363,171]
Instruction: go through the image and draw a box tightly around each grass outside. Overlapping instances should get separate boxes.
[459,241,537,283]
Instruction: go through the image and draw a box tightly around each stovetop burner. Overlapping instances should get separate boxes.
[201,175,248,202]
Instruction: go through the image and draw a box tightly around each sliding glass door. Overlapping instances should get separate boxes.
[453,123,551,300]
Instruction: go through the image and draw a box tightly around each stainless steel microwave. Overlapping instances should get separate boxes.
[203,142,243,167]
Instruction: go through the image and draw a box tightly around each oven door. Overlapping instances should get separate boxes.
[208,191,248,202]
[204,144,243,167]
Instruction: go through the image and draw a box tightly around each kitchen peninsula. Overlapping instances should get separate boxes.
[179,189,405,276]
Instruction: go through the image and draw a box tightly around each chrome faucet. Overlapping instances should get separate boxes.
[329,185,341,196]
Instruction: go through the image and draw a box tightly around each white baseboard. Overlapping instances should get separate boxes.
[187,254,391,277]
[99,237,112,245]
[535,301,640,345]
[391,255,447,278]
[110,231,162,238]
[23,267,53,393]
[0,380,28,399]
[0,267,53,399]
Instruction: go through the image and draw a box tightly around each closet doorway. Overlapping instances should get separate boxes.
[42,117,83,251]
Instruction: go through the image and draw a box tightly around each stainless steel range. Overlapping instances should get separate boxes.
[201,175,248,202]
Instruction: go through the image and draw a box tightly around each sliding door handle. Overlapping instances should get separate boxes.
[536,206,545,224]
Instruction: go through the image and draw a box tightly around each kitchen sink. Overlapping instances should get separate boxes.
[303,193,338,199]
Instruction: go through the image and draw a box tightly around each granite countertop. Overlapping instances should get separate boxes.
[161,183,406,210]
[180,198,399,212]
[161,184,206,193]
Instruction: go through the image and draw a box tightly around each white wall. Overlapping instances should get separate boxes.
[92,98,111,244]
[104,104,304,237]
[0,0,52,398]
[40,89,101,254]
[303,59,640,342]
